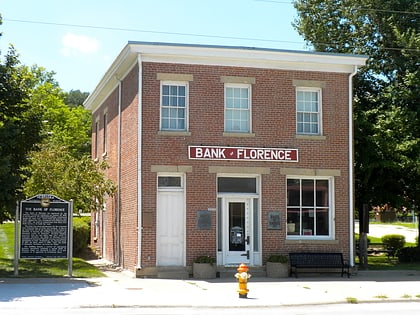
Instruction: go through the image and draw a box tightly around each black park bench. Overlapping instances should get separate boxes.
[289,252,350,278]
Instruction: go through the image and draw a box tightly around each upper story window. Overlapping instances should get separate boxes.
[94,120,99,160]
[160,82,188,131]
[224,84,251,133]
[296,88,321,135]
[102,112,108,155]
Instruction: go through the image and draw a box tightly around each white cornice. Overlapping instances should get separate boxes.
[84,42,367,112]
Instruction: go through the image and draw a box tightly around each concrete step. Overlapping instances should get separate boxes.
[157,267,189,279]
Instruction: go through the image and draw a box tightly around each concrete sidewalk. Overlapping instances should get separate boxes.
[1,267,420,310]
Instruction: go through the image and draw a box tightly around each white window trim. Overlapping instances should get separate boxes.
[296,87,323,136]
[159,80,189,132]
[286,176,335,240]
[224,83,252,134]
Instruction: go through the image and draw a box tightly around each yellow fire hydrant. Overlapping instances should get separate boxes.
[234,263,251,298]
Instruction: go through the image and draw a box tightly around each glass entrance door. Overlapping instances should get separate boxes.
[224,199,250,265]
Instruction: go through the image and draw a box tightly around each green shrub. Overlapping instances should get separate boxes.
[398,247,420,263]
[381,234,406,257]
[73,216,91,256]
[267,254,288,263]
[193,255,216,265]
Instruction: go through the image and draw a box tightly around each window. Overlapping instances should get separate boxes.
[286,178,331,237]
[103,112,108,155]
[217,177,256,193]
[160,82,188,131]
[158,176,182,188]
[225,84,250,133]
[94,120,99,159]
[296,88,321,135]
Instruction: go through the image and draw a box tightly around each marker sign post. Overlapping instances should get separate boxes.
[15,194,73,276]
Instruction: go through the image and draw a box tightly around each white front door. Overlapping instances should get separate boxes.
[223,198,251,265]
[157,190,185,266]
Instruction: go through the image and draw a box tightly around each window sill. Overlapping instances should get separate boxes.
[223,132,255,138]
[285,238,338,245]
[295,134,326,140]
[158,131,191,137]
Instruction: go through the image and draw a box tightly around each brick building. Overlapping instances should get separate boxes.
[84,42,366,276]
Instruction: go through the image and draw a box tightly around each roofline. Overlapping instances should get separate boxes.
[84,41,367,111]
[127,40,368,61]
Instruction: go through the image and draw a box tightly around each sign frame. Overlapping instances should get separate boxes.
[15,194,73,276]
[188,145,298,162]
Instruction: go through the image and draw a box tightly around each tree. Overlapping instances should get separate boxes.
[0,46,45,222]
[22,79,115,213]
[64,89,90,108]
[23,142,116,214]
[293,0,420,217]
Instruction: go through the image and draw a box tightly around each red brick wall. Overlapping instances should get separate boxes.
[93,60,352,270]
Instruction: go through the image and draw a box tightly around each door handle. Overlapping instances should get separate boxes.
[241,250,250,260]
[245,236,250,245]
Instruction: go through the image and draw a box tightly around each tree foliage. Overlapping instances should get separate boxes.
[22,78,115,213]
[0,46,45,222]
[293,0,420,212]
[1,16,115,221]
[64,89,90,108]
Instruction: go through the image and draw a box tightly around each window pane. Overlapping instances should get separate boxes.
[158,176,181,187]
[178,85,185,96]
[316,180,329,207]
[178,96,185,107]
[234,88,240,98]
[170,85,177,95]
[162,108,169,118]
[162,95,169,106]
[302,208,314,235]
[240,88,248,98]
[234,98,241,108]
[162,85,169,95]
[302,179,314,206]
[287,179,300,206]
[287,208,300,235]
[217,177,256,193]
[316,208,329,235]
[226,88,233,98]
[240,98,248,109]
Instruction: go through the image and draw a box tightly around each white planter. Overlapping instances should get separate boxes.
[266,262,289,278]
[193,263,216,279]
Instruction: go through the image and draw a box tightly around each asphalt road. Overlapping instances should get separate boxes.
[3,302,420,315]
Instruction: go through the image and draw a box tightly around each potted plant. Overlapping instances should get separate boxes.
[266,254,289,278]
[193,255,217,279]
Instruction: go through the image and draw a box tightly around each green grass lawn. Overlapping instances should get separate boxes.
[0,222,105,278]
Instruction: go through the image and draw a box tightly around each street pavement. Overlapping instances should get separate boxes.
[1,266,420,311]
[1,224,419,311]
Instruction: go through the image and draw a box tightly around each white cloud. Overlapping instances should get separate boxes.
[61,33,100,57]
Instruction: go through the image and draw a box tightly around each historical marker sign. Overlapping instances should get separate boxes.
[20,194,71,259]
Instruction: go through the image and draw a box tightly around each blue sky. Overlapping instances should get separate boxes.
[1,0,306,92]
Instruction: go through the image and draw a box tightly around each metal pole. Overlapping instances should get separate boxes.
[14,201,19,276]
[68,199,73,277]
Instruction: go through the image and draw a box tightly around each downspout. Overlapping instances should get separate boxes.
[348,66,358,267]
[137,54,143,269]
[116,77,122,266]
